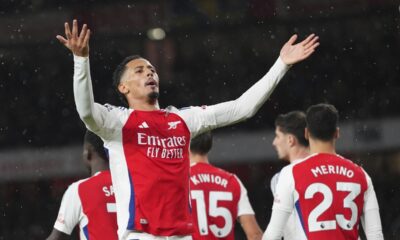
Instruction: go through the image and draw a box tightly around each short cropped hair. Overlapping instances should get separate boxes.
[112,55,143,105]
[306,103,339,141]
[84,130,108,162]
[190,132,213,155]
[275,111,308,147]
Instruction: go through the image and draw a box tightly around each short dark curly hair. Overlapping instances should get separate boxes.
[112,55,143,106]
[190,132,213,155]
[84,130,108,162]
[306,103,339,141]
[275,111,308,147]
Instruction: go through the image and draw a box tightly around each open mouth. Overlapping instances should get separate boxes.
[145,78,158,87]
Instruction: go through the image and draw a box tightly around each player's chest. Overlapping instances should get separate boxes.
[123,112,189,138]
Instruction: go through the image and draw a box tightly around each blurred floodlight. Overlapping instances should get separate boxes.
[147,28,166,40]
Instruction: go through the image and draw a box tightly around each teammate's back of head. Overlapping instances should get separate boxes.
[275,111,308,147]
[190,131,213,155]
[306,103,338,141]
[84,130,108,163]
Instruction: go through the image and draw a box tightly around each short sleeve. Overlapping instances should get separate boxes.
[235,175,255,216]
[362,169,380,212]
[53,182,83,234]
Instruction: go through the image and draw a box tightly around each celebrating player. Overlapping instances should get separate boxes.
[56,19,319,240]
[263,104,384,240]
[270,111,309,240]
[47,131,118,240]
[189,132,262,240]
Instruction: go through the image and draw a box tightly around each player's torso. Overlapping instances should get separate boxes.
[190,163,240,240]
[292,153,368,240]
[120,110,193,235]
[78,171,118,240]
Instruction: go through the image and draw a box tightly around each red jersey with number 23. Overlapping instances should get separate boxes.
[273,153,369,240]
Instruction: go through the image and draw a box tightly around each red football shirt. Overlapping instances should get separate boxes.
[54,171,118,240]
[190,162,255,240]
[272,153,369,240]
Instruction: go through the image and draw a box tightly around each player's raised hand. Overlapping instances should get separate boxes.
[280,34,319,65]
[56,19,91,57]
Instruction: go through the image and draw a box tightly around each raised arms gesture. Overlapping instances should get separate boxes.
[280,34,319,65]
[56,19,91,57]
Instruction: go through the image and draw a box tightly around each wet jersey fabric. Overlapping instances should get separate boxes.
[190,162,254,240]
[54,171,118,240]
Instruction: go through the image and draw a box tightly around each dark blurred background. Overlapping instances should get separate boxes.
[0,0,399,239]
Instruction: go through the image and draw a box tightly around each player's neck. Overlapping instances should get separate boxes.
[309,139,336,155]
[90,161,109,176]
[190,154,209,164]
[128,99,160,111]
[289,147,309,162]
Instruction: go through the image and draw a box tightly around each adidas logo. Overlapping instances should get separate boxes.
[138,122,149,129]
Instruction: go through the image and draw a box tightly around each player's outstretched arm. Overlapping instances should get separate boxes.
[180,34,319,136]
[56,20,90,57]
[280,34,319,65]
[57,20,110,136]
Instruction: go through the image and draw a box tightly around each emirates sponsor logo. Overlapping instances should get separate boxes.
[137,133,186,159]
[137,133,186,148]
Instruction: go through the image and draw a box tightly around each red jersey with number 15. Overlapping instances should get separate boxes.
[190,162,255,240]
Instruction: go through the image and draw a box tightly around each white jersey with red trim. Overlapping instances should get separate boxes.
[263,153,384,240]
[72,55,289,239]
[190,162,255,240]
[53,171,118,240]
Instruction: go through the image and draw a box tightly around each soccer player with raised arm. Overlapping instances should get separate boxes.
[189,132,263,240]
[56,19,319,240]
[270,111,309,240]
[47,131,118,240]
[263,104,384,240]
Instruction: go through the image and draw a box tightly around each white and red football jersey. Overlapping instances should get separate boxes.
[268,153,379,240]
[73,55,289,238]
[54,171,118,240]
[190,162,255,240]
[270,172,298,240]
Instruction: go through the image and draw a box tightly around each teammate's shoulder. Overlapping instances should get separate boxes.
[70,178,89,186]
[214,166,235,178]
[192,163,234,177]
[335,154,365,170]
[63,178,88,195]
[281,160,302,172]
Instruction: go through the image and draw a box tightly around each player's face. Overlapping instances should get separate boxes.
[272,127,290,161]
[119,58,159,102]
